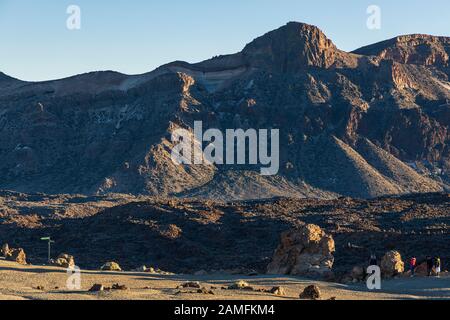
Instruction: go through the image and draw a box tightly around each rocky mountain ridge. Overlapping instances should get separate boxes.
[0,22,449,200]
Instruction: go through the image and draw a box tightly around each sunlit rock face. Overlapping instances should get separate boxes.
[0,22,448,199]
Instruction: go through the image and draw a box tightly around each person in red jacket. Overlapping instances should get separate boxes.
[409,257,417,277]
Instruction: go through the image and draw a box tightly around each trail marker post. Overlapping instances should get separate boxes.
[40,237,55,263]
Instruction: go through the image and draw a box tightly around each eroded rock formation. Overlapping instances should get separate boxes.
[267,224,335,277]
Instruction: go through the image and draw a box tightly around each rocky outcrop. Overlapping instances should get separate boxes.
[100,261,122,271]
[353,34,450,67]
[267,224,335,277]
[53,254,75,268]
[1,243,10,256]
[5,248,27,265]
[242,22,345,71]
[381,251,405,277]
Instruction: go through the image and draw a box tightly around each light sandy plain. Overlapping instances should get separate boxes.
[0,259,449,300]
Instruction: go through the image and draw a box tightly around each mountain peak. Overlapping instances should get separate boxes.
[242,22,340,71]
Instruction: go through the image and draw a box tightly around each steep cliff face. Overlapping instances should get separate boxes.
[0,22,448,199]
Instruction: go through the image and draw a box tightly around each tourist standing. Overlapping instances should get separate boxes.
[434,256,441,277]
[409,257,417,277]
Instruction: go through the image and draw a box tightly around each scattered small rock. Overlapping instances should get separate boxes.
[299,285,321,300]
[100,261,122,271]
[241,286,256,291]
[111,283,128,291]
[269,286,286,296]
[228,280,252,290]
[197,287,214,295]
[144,266,173,275]
[180,281,201,289]
[132,265,147,272]
[89,284,104,292]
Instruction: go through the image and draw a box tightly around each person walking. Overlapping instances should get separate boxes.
[409,257,417,277]
[426,256,434,277]
[434,256,441,277]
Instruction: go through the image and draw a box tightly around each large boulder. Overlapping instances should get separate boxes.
[267,224,335,277]
[53,253,75,268]
[5,248,27,265]
[381,251,404,277]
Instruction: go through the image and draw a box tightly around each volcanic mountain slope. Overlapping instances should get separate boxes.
[0,22,449,199]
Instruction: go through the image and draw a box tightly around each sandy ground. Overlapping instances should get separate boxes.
[0,259,449,300]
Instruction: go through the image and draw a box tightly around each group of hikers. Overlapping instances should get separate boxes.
[410,256,442,277]
[369,254,442,277]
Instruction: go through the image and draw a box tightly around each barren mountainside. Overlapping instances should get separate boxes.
[0,22,449,200]
[0,191,448,275]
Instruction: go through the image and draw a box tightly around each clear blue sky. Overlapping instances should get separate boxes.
[1,0,449,81]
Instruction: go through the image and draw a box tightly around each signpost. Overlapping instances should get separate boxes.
[40,237,55,263]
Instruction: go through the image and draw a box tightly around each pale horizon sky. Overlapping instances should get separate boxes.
[1,0,449,81]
